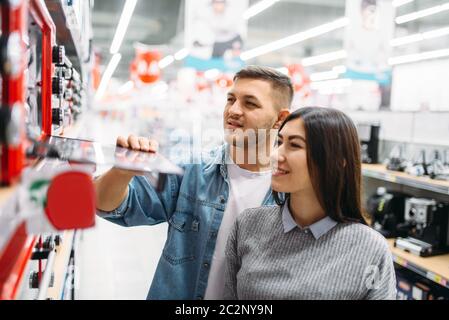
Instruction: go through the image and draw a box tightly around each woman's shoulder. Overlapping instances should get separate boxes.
[240,205,280,217]
[335,222,390,253]
[236,205,281,227]
[232,206,282,239]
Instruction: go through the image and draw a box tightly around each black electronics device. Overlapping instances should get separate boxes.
[357,123,380,164]
[395,198,449,257]
[366,187,409,238]
[386,144,408,172]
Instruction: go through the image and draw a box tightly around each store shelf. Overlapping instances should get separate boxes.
[0,224,37,300]
[388,239,449,289]
[0,185,17,207]
[46,231,75,300]
[362,164,449,195]
[44,0,86,79]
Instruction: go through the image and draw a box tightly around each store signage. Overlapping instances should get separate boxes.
[344,0,395,110]
[184,0,248,72]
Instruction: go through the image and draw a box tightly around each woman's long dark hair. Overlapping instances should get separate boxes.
[273,107,367,225]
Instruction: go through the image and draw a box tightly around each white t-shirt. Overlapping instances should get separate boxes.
[204,162,271,299]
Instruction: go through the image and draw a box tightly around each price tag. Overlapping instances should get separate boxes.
[426,271,445,285]
[386,174,397,183]
[394,256,407,267]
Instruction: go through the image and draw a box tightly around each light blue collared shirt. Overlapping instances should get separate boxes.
[282,203,338,239]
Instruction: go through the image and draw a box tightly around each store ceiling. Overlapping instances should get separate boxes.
[92,0,449,81]
[92,0,183,79]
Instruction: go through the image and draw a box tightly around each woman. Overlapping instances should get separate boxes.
[224,107,396,300]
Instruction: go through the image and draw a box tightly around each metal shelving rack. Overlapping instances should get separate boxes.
[363,164,449,290]
[44,0,91,82]
[388,240,449,289]
[0,0,92,300]
[362,164,449,196]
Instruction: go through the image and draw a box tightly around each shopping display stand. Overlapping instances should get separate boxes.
[388,239,449,289]
[0,0,93,300]
[362,164,449,195]
[363,164,449,290]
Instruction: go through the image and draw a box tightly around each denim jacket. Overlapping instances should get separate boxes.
[98,145,275,300]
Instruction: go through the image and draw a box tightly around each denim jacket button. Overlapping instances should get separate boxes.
[220,197,226,204]
[203,262,210,268]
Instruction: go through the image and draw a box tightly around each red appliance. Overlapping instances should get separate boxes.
[0,0,95,300]
[0,0,28,185]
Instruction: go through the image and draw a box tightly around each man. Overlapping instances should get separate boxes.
[94,66,293,300]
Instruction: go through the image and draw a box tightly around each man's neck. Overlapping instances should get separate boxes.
[229,144,272,172]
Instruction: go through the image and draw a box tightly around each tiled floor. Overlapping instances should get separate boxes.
[77,216,167,300]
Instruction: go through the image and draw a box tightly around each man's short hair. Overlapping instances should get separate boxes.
[233,65,294,110]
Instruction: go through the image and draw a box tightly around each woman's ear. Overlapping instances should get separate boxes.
[273,109,290,129]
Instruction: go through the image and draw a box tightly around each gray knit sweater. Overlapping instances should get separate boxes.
[224,206,397,300]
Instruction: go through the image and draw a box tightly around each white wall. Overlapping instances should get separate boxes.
[347,111,449,146]
[391,58,449,112]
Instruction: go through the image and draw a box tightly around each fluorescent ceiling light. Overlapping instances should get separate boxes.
[150,82,169,96]
[301,50,347,67]
[317,86,346,95]
[110,0,138,54]
[396,2,449,24]
[391,26,449,47]
[240,17,348,61]
[309,65,346,82]
[424,26,449,39]
[391,34,423,47]
[158,55,175,69]
[174,48,189,61]
[243,0,279,20]
[95,53,122,100]
[389,47,449,65]
[118,80,134,94]
[310,78,352,90]
[204,68,220,80]
[310,70,339,82]
[392,0,414,8]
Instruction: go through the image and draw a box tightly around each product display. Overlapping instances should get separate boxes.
[429,150,449,181]
[406,150,429,177]
[357,123,380,164]
[395,267,449,300]
[0,0,93,300]
[366,187,409,238]
[385,145,409,172]
[395,198,449,257]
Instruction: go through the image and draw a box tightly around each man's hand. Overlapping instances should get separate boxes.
[95,134,160,212]
[116,135,159,153]
[112,135,159,177]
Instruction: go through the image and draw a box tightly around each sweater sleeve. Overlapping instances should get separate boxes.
[364,244,397,300]
[223,218,241,300]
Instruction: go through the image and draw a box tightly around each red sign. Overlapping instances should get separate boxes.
[130,49,161,84]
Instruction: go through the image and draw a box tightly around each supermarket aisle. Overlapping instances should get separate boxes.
[77,217,168,299]
[72,98,222,299]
